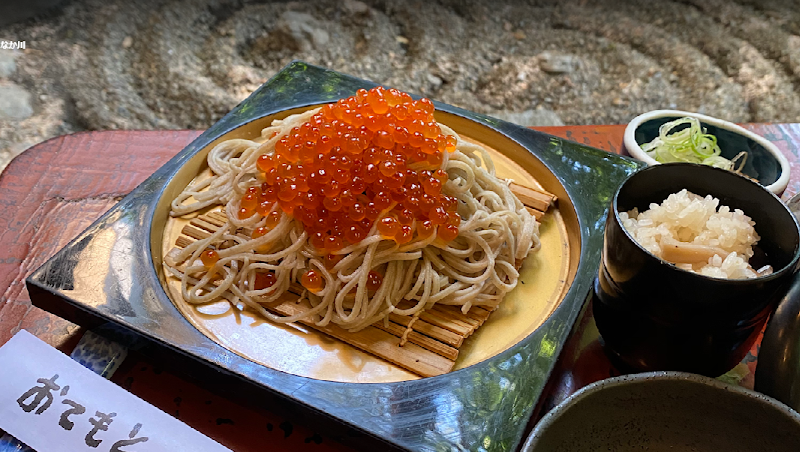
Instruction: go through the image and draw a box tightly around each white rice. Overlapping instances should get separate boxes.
[620,189,767,279]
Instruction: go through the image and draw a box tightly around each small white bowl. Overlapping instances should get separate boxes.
[623,110,790,195]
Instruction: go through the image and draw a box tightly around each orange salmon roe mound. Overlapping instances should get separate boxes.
[254,86,460,253]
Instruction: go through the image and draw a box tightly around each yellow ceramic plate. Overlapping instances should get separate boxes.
[155,107,580,383]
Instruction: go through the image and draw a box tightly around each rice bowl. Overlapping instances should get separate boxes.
[594,163,800,376]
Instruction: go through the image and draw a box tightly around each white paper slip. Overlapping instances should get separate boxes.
[0,330,232,452]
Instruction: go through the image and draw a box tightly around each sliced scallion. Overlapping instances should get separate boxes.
[641,117,735,169]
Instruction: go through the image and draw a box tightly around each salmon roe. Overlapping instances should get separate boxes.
[254,271,276,290]
[366,270,383,292]
[250,86,460,253]
[301,269,325,293]
[200,249,220,268]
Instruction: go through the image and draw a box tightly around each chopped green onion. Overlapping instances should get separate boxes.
[701,155,733,170]
[641,117,741,171]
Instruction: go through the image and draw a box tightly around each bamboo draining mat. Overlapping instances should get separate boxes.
[167,184,556,377]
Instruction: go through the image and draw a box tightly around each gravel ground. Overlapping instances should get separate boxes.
[1,0,800,170]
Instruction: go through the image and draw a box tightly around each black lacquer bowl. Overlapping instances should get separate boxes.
[594,163,800,377]
[25,62,642,452]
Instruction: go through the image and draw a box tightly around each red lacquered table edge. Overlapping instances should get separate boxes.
[0,123,797,451]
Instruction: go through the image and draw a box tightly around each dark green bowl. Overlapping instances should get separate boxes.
[523,372,800,452]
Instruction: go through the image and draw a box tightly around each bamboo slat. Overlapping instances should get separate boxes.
[526,206,545,220]
[387,313,463,348]
[510,182,556,212]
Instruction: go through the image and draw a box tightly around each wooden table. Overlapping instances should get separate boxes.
[1,124,798,451]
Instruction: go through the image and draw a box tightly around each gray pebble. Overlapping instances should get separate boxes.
[427,74,443,88]
[342,0,369,15]
[278,11,330,52]
[0,84,33,120]
[0,52,17,78]
[539,51,580,74]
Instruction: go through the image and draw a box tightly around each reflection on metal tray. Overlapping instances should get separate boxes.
[25,61,642,452]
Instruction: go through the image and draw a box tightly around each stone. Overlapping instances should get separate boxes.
[0,84,33,120]
[0,52,16,78]
[426,74,443,88]
[491,108,564,127]
[538,51,580,74]
[342,0,369,15]
[277,11,330,52]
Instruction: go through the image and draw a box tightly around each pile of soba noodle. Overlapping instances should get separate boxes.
[165,107,540,332]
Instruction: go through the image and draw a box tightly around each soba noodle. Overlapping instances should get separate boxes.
[165,101,540,333]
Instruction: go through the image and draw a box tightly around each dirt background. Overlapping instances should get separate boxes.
[1,0,800,170]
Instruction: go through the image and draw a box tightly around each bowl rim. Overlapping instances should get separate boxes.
[522,371,800,452]
[612,162,800,284]
[623,109,791,195]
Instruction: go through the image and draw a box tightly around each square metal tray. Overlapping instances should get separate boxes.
[26,62,642,451]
